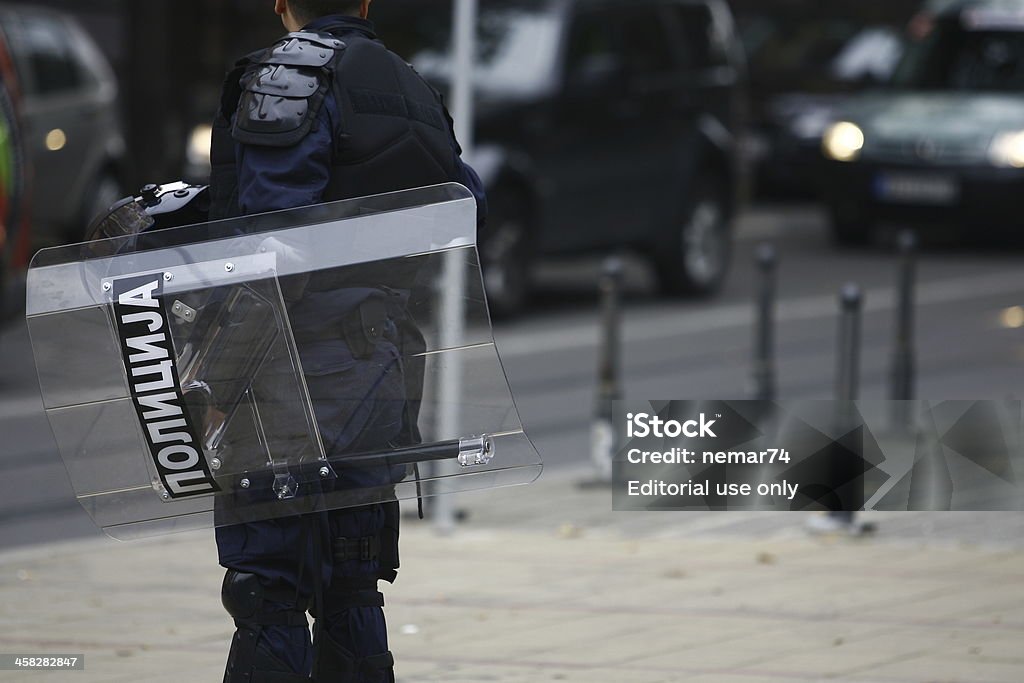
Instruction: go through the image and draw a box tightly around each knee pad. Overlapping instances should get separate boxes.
[222,570,309,621]
[221,569,264,620]
[221,570,310,683]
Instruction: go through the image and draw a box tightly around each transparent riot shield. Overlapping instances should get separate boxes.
[26,184,542,539]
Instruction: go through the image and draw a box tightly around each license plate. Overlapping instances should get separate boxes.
[874,172,960,205]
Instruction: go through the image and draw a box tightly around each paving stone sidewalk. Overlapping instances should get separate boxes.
[2,468,1023,683]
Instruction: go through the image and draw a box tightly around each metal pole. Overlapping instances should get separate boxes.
[890,230,917,430]
[831,283,862,524]
[752,243,777,401]
[433,250,466,535]
[434,0,477,534]
[451,0,477,155]
[590,257,624,481]
[836,283,862,404]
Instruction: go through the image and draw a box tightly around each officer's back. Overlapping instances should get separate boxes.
[210,7,481,221]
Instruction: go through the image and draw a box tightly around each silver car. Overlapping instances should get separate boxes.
[0,4,124,246]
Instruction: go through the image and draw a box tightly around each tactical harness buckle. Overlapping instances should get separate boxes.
[333,535,380,562]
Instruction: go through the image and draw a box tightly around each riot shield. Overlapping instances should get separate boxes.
[26,183,542,539]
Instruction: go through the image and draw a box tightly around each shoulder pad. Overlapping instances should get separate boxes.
[232,32,344,148]
[243,63,322,98]
[265,31,346,68]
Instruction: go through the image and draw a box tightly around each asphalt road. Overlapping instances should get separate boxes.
[2,202,1023,549]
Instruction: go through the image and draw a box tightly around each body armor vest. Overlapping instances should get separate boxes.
[209,25,459,221]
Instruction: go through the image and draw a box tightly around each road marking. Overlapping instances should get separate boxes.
[734,207,822,242]
[0,393,45,421]
[496,269,1024,357]
[4,269,1020,420]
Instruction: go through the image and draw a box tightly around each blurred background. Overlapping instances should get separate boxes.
[4,0,1024,545]
[1,1,1024,679]
[2,0,1024,539]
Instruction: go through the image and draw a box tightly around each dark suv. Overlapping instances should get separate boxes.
[373,0,747,315]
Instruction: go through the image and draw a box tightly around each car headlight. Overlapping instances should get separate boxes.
[186,124,212,169]
[822,121,865,162]
[988,130,1024,168]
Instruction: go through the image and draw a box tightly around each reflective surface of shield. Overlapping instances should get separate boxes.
[27,184,542,538]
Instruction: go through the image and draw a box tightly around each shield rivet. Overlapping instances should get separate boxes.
[240,478,250,489]
[225,263,235,272]
[101,282,111,292]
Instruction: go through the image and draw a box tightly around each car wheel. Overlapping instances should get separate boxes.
[654,177,732,297]
[75,172,123,243]
[828,201,873,246]
[481,189,533,319]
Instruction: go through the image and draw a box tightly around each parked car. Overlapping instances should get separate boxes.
[0,17,28,320]
[739,13,906,196]
[0,4,124,247]
[372,0,746,315]
[820,0,1024,244]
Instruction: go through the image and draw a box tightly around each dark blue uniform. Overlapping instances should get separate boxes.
[212,15,485,682]
[232,25,485,217]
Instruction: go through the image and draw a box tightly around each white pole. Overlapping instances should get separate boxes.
[451,0,477,157]
[434,0,476,535]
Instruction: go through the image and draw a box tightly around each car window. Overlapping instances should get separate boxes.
[893,17,1024,91]
[829,27,903,82]
[3,12,84,98]
[619,7,676,75]
[740,14,903,91]
[566,8,618,76]
[374,1,561,95]
[671,3,720,69]
[566,5,676,85]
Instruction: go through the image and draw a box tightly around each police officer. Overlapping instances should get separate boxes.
[210,1,486,681]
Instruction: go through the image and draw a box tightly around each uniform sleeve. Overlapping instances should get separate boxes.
[235,95,339,216]
[455,154,488,228]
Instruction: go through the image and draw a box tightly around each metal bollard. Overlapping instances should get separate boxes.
[752,243,777,401]
[831,283,863,524]
[589,256,624,482]
[836,283,863,405]
[889,230,917,430]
